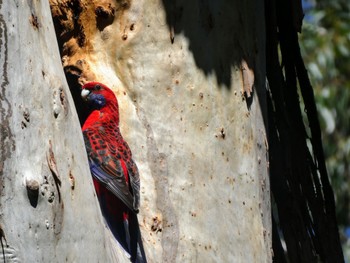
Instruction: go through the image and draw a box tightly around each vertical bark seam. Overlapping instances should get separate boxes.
[137,105,180,263]
[0,6,15,179]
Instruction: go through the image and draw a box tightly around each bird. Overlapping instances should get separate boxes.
[81,82,146,263]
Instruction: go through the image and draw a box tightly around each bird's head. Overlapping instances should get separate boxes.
[81,82,118,110]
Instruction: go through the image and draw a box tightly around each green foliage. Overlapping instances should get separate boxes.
[299,0,350,227]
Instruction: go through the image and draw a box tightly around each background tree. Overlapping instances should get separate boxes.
[266,0,344,262]
[300,0,350,260]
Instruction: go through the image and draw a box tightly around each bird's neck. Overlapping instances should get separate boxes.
[83,102,120,130]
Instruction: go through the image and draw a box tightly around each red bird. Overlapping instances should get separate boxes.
[81,82,146,263]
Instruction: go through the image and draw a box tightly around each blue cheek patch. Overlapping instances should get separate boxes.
[89,93,106,109]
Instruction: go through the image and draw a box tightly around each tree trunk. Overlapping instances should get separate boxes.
[1,0,271,262]
[0,0,126,262]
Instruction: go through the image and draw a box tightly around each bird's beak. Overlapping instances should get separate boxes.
[81,89,90,101]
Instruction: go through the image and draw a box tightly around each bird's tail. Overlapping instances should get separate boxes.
[96,185,147,262]
[102,208,147,263]
[125,212,147,263]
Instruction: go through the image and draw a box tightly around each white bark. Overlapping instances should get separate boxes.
[121,3,271,262]
[0,0,271,262]
[0,0,124,262]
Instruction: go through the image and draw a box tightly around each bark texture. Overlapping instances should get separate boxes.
[50,0,271,262]
[0,0,126,262]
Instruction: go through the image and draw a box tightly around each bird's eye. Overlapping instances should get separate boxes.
[94,84,101,91]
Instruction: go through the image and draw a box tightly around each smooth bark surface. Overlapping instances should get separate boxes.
[51,0,271,262]
[0,0,124,262]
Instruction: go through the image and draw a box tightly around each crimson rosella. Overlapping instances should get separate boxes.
[81,82,146,263]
